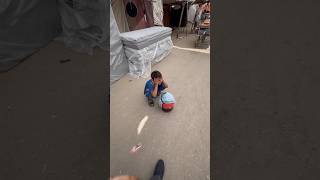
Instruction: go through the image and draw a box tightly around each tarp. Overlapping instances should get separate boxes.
[120,26,172,49]
[0,0,61,72]
[144,0,164,26]
[120,26,173,78]
[111,0,129,33]
[57,0,108,55]
[110,5,129,84]
[123,36,173,78]
[188,4,199,23]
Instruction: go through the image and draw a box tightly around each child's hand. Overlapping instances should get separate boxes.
[154,78,162,85]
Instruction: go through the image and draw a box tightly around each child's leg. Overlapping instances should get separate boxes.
[147,96,154,106]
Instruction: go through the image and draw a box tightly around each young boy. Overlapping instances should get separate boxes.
[144,70,168,106]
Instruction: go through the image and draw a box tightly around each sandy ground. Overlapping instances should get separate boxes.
[110,34,210,179]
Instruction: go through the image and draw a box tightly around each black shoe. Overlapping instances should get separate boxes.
[153,159,165,179]
[148,98,154,107]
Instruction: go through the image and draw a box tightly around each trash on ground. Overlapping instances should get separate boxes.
[137,116,148,135]
[60,59,71,63]
[129,143,142,154]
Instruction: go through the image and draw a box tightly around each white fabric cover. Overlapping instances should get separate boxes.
[110,5,129,84]
[123,36,173,78]
[188,4,199,23]
[120,26,172,49]
[152,0,164,26]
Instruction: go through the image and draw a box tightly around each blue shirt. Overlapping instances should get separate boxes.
[144,79,165,97]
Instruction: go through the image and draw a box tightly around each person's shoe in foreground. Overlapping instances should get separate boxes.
[152,159,165,180]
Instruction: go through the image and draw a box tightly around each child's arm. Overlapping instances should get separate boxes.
[151,83,159,97]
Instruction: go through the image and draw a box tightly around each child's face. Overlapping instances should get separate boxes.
[153,77,163,84]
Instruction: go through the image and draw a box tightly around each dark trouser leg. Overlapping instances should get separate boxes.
[147,96,154,106]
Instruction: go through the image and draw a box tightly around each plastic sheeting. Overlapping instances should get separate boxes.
[152,0,164,26]
[0,0,61,72]
[57,0,108,55]
[110,5,129,84]
[188,4,199,23]
[120,26,172,49]
[123,36,173,78]
[144,0,164,26]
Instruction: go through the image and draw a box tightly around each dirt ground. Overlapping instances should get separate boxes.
[110,33,210,179]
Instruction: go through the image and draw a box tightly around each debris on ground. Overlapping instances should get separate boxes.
[137,116,149,135]
[59,59,71,63]
[129,143,142,154]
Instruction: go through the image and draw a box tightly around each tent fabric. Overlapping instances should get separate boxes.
[111,0,130,33]
[188,4,199,22]
[120,26,172,49]
[144,0,164,26]
[152,0,164,25]
[124,36,173,78]
[0,0,61,72]
[144,0,154,26]
[123,0,149,31]
[110,5,129,84]
[57,0,108,55]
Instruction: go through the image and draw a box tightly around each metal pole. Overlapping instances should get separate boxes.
[177,1,186,38]
[186,1,188,37]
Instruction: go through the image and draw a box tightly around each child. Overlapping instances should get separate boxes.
[144,70,168,106]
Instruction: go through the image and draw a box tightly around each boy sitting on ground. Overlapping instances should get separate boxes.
[144,70,168,106]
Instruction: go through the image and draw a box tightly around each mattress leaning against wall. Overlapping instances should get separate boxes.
[110,5,129,84]
[0,0,61,72]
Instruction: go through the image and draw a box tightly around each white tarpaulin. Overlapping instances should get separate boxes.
[120,27,173,78]
[188,4,199,23]
[110,5,129,84]
[120,26,172,49]
[144,0,164,26]
[122,36,173,78]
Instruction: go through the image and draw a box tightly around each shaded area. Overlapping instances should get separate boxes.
[214,0,320,179]
[0,41,107,180]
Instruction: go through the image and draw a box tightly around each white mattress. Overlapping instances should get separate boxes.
[120,26,172,49]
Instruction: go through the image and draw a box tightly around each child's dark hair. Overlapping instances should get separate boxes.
[151,70,162,80]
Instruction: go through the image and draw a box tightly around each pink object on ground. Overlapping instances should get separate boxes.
[129,143,142,154]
